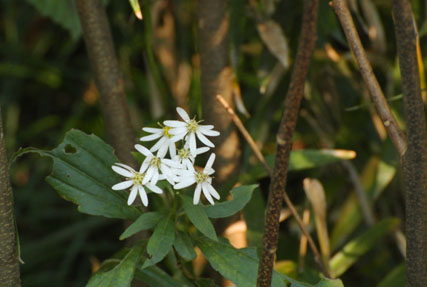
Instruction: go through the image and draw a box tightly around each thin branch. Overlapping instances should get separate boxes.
[76,0,136,167]
[330,0,407,157]
[391,0,427,286]
[0,106,21,286]
[216,94,328,276]
[256,0,321,285]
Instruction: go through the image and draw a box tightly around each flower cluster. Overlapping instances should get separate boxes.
[112,107,220,206]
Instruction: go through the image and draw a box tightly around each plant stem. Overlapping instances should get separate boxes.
[391,1,427,285]
[0,106,21,286]
[330,0,407,157]
[256,0,321,286]
[75,0,137,167]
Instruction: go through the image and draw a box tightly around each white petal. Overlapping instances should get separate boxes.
[169,142,177,158]
[185,159,194,170]
[112,166,134,178]
[140,133,163,141]
[162,158,182,168]
[195,147,210,155]
[164,120,186,128]
[150,137,167,152]
[196,131,215,147]
[205,153,216,170]
[139,160,150,173]
[198,124,214,131]
[205,168,215,175]
[146,183,163,194]
[176,107,191,122]
[114,163,135,173]
[200,128,220,137]
[169,126,188,135]
[156,141,169,158]
[207,183,220,200]
[189,132,197,156]
[138,185,149,206]
[142,127,162,133]
[174,178,196,189]
[171,133,186,143]
[202,183,214,205]
[193,184,202,205]
[135,144,152,157]
[143,166,156,184]
[112,180,134,190]
[127,186,138,205]
[150,169,159,185]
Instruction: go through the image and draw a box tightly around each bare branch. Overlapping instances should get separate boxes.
[256,0,322,285]
[330,0,407,156]
[391,0,427,285]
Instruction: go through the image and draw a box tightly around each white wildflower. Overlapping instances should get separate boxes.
[174,153,220,205]
[111,163,163,206]
[135,144,182,185]
[172,145,210,170]
[140,125,178,158]
[164,107,220,156]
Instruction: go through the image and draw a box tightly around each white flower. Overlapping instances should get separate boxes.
[172,145,210,170]
[135,144,182,185]
[174,153,220,205]
[111,163,163,206]
[140,125,178,158]
[164,107,220,156]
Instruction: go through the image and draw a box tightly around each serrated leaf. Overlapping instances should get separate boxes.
[330,218,399,277]
[120,212,164,240]
[181,195,217,241]
[204,184,258,218]
[197,237,343,287]
[174,231,197,261]
[143,215,175,268]
[241,149,356,183]
[87,244,143,287]
[16,129,140,220]
[26,0,82,40]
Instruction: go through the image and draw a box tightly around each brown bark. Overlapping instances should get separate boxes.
[0,106,21,286]
[76,0,136,167]
[198,0,240,183]
[256,0,320,286]
[391,1,427,286]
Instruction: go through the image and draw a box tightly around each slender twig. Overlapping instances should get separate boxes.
[216,94,328,276]
[330,0,407,157]
[0,106,21,286]
[76,0,136,168]
[255,1,322,285]
[391,1,427,286]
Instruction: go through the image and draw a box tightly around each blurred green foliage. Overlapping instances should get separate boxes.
[2,0,426,285]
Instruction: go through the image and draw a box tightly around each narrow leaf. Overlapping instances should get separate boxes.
[135,265,190,287]
[120,212,164,240]
[143,215,175,268]
[181,195,217,241]
[377,263,405,287]
[129,0,143,20]
[174,231,197,261]
[87,244,143,287]
[329,218,399,277]
[204,184,258,218]
[197,237,343,287]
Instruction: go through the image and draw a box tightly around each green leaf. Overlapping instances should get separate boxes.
[173,231,197,261]
[87,244,143,287]
[181,195,217,241]
[329,218,399,277]
[135,265,190,287]
[15,130,140,220]
[377,263,405,287]
[204,184,258,218]
[241,149,356,183]
[26,0,82,40]
[197,237,343,287]
[120,212,164,240]
[143,215,175,268]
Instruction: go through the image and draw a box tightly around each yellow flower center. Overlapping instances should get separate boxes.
[178,148,190,159]
[132,172,144,185]
[150,156,161,168]
[195,171,209,184]
[186,119,199,133]
[163,126,172,138]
